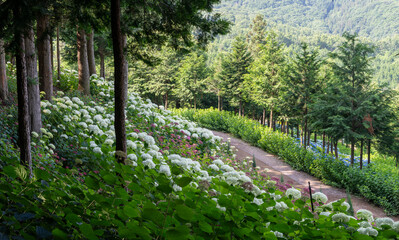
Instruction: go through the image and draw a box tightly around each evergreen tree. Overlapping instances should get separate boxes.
[330,32,375,165]
[247,14,267,58]
[286,43,322,147]
[245,31,285,127]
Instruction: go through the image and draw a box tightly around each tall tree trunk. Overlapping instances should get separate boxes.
[239,99,242,116]
[360,139,364,169]
[262,108,266,125]
[269,108,273,129]
[0,39,7,101]
[367,139,371,164]
[326,138,330,154]
[164,91,168,109]
[304,106,308,147]
[350,138,355,166]
[307,130,311,146]
[87,28,96,76]
[50,35,54,73]
[99,51,105,78]
[37,14,53,100]
[77,28,90,95]
[273,120,276,131]
[56,26,60,80]
[334,140,338,159]
[290,126,294,137]
[111,0,127,164]
[25,27,42,133]
[300,127,304,146]
[322,132,325,152]
[330,137,333,153]
[297,124,300,138]
[314,133,317,142]
[15,24,32,175]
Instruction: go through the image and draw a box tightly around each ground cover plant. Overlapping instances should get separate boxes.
[175,108,399,216]
[0,75,398,239]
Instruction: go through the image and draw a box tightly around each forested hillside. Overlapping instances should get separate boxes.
[208,0,399,87]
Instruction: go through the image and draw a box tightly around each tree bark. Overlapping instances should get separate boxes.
[350,138,355,166]
[334,140,338,159]
[57,26,60,80]
[330,136,333,153]
[314,133,317,143]
[77,28,90,95]
[15,25,32,175]
[297,124,300,138]
[360,139,364,169]
[164,91,168,109]
[99,51,105,78]
[307,130,311,146]
[87,28,97,76]
[262,108,266,125]
[269,108,273,130]
[25,27,42,133]
[367,139,371,164]
[37,13,53,101]
[0,39,7,101]
[50,35,54,73]
[111,0,127,164]
[322,132,325,152]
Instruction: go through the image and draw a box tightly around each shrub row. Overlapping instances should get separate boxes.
[175,108,399,215]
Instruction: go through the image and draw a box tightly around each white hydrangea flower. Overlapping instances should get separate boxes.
[275,202,288,212]
[332,213,350,223]
[48,144,56,149]
[312,192,328,203]
[32,131,39,138]
[357,227,378,236]
[142,159,156,169]
[358,221,372,228]
[375,217,394,228]
[173,184,182,192]
[356,209,374,222]
[393,221,399,232]
[220,165,234,172]
[93,147,102,154]
[252,198,264,206]
[266,180,277,188]
[208,164,219,171]
[127,140,137,149]
[286,188,301,200]
[104,139,114,145]
[319,212,331,217]
[213,159,224,166]
[159,164,171,176]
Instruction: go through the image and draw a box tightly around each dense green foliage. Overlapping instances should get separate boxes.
[176,108,399,215]
[207,0,399,87]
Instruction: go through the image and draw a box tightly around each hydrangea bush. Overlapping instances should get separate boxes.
[1,75,399,238]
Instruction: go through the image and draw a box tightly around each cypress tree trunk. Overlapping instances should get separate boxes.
[367,139,371,164]
[77,28,90,95]
[334,140,338,159]
[330,137,333,153]
[273,120,276,131]
[297,124,300,138]
[111,0,127,164]
[262,108,266,125]
[290,126,294,137]
[322,132,325,152]
[269,108,273,129]
[360,139,364,169]
[0,39,7,101]
[56,26,60,81]
[15,26,32,175]
[99,52,105,78]
[350,138,355,166]
[25,27,42,133]
[87,29,96,76]
[164,91,168,109]
[307,130,311,146]
[37,14,53,100]
[239,99,242,116]
[314,133,317,142]
[300,127,304,146]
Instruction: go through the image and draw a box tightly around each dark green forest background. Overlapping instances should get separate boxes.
[208,0,399,87]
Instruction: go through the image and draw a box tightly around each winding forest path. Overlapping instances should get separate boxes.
[212,130,399,221]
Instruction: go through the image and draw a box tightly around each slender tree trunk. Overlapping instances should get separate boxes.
[37,14,53,100]
[77,28,90,95]
[307,130,311,146]
[269,108,273,129]
[111,0,127,164]
[330,137,333,153]
[273,120,276,131]
[50,35,54,73]
[262,108,266,125]
[300,127,304,146]
[0,39,7,101]
[314,133,317,142]
[360,139,364,169]
[239,99,242,116]
[290,126,294,137]
[15,25,32,175]
[322,132,325,152]
[57,26,60,80]
[164,91,168,109]
[334,140,338,159]
[87,28,96,76]
[99,51,105,78]
[350,138,355,166]
[25,27,42,133]
[297,124,300,138]
[367,139,371,164]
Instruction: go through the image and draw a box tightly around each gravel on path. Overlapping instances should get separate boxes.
[212,130,399,221]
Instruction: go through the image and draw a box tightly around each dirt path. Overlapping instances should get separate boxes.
[212,130,399,221]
